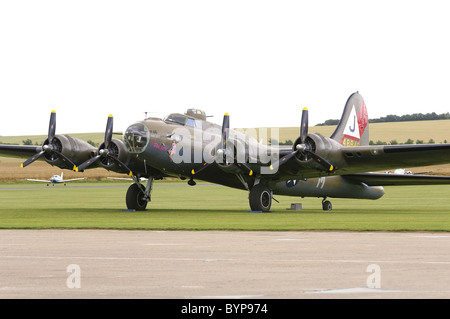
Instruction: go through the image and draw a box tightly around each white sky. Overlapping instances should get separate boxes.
[1,0,450,136]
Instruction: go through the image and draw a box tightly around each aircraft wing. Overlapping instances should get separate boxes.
[336,144,450,175]
[63,177,88,182]
[343,172,450,186]
[107,177,134,181]
[26,179,51,183]
[0,145,41,158]
[272,142,450,180]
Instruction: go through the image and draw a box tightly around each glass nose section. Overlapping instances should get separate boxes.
[124,123,150,153]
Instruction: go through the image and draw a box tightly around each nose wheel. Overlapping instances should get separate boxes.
[126,176,153,211]
[322,197,332,211]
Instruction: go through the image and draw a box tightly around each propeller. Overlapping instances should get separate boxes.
[21,111,76,169]
[191,113,253,176]
[74,114,133,176]
[269,107,335,172]
[216,112,232,164]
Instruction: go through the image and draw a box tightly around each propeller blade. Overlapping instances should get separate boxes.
[110,155,133,176]
[300,107,308,144]
[52,150,77,168]
[269,149,335,173]
[236,162,254,176]
[269,151,296,172]
[306,151,335,172]
[48,110,56,143]
[192,160,253,176]
[21,150,45,168]
[221,112,230,150]
[191,162,210,176]
[104,114,113,148]
[74,154,101,172]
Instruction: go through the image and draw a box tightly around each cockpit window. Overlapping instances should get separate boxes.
[164,114,203,129]
[124,123,150,153]
[164,114,186,125]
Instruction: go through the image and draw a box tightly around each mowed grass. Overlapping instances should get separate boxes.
[1,181,449,231]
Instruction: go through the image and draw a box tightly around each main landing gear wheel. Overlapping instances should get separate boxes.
[322,198,332,211]
[126,183,148,211]
[249,184,272,212]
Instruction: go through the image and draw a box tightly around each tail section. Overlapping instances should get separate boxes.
[330,92,369,146]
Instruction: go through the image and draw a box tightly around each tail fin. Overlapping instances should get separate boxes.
[330,92,369,146]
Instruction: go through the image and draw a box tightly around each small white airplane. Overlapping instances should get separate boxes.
[385,168,413,175]
[384,168,432,175]
[26,172,87,186]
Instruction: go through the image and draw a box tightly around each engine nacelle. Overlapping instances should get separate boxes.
[43,134,97,169]
[293,133,340,168]
[97,138,130,173]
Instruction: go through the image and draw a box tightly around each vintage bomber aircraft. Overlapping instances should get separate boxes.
[1,92,450,211]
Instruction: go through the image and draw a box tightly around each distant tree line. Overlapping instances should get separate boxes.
[369,112,450,123]
[370,138,448,145]
[271,138,448,146]
[316,112,450,126]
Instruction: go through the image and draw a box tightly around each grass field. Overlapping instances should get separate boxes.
[1,180,449,231]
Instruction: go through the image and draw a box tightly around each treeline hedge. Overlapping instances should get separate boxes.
[370,138,448,145]
[317,112,450,126]
[274,138,448,146]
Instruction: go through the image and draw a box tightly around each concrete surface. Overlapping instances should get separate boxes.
[1,230,450,299]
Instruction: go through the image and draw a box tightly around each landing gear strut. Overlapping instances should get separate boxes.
[126,176,153,211]
[322,197,332,211]
[249,183,272,212]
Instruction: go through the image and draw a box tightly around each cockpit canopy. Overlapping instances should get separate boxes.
[164,109,205,129]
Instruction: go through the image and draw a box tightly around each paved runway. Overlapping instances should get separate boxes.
[1,230,450,299]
